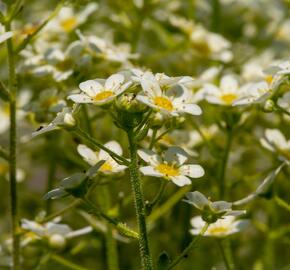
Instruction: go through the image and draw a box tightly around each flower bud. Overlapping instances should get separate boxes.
[63,113,76,127]
[115,93,147,113]
[49,234,66,249]
[263,99,275,112]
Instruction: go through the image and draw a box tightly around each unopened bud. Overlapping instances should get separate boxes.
[49,234,66,249]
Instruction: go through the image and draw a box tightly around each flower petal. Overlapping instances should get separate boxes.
[137,149,161,166]
[139,166,163,177]
[170,175,191,186]
[180,164,205,178]
[77,144,98,166]
[68,94,94,103]
[79,80,103,96]
[164,146,188,166]
[105,74,124,91]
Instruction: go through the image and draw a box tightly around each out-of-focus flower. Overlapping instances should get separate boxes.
[0,161,25,183]
[184,191,246,223]
[45,3,98,33]
[0,23,13,44]
[130,69,194,90]
[136,72,202,116]
[170,16,233,63]
[21,218,92,248]
[190,216,249,237]
[203,74,245,106]
[260,129,290,161]
[0,90,31,134]
[77,31,138,64]
[32,107,76,137]
[138,147,204,187]
[277,92,290,113]
[21,46,77,82]
[68,74,131,105]
[77,142,127,174]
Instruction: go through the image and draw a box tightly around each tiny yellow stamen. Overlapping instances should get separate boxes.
[265,75,273,85]
[94,91,114,101]
[220,93,237,105]
[156,164,179,177]
[100,162,113,172]
[60,17,78,32]
[207,226,229,235]
[154,96,173,111]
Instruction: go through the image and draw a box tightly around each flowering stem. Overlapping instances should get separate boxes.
[127,129,153,270]
[218,127,233,199]
[167,223,209,270]
[5,21,20,270]
[74,127,129,165]
[217,239,235,270]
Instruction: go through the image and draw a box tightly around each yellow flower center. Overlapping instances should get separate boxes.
[156,164,179,177]
[100,162,113,172]
[220,93,237,105]
[265,75,273,85]
[94,91,114,101]
[154,96,173,111]
[60,17,78,32]
[207,226,229,235]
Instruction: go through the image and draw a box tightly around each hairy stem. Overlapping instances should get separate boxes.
[127,129,153,270]
[5,20,20,270]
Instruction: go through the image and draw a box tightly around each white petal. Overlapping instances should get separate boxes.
[79,80,103,96]
[99,141,123,160]
[211,201,232,212]
[177,103,202,115]
[140,166,163,177]
[137,149,161,166]
[190,216,205,228]
[164,146,188,166]
[105,74,124,91]
[68,94,93,103]
[180,164,205,178]
[220,74,238,93]
[77,144,98,166]
[0,31,13,44]
[140,72,162,97]
[171,175,191,186]
[185,191,210,209]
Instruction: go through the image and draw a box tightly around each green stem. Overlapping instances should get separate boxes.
[74,127,129,166]
[5,21,20,270]
[146,181,167,215]
[218,127,233,199]
[217,239,234,270]
[167,223,209,270]
[149,129,157,149]
[50,254,90,270]
[127,129,153,270]
[42,199,82,223]
[99,186,119,270]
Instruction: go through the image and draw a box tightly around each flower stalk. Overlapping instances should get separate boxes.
[127,128,153,270]
[5,20,20,270]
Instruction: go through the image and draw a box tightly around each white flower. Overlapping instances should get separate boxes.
[136,72,201,116]
[21,218,92,247]
[277,92,290,113]
[0,90,31,134]
[190,216,249,237]
[137,147,204,187]
[45,3,98,33]
[68,74,131,105]
[184,191,246,219]
[233,81,272,106]
[21,47,74,82]
[260,129,290,161]
[0,23,13,44]
[77,142,127,174]
[32,107,75,137]
[130,69,194,90]
[203,74,244,106]
[77,31,138,64]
